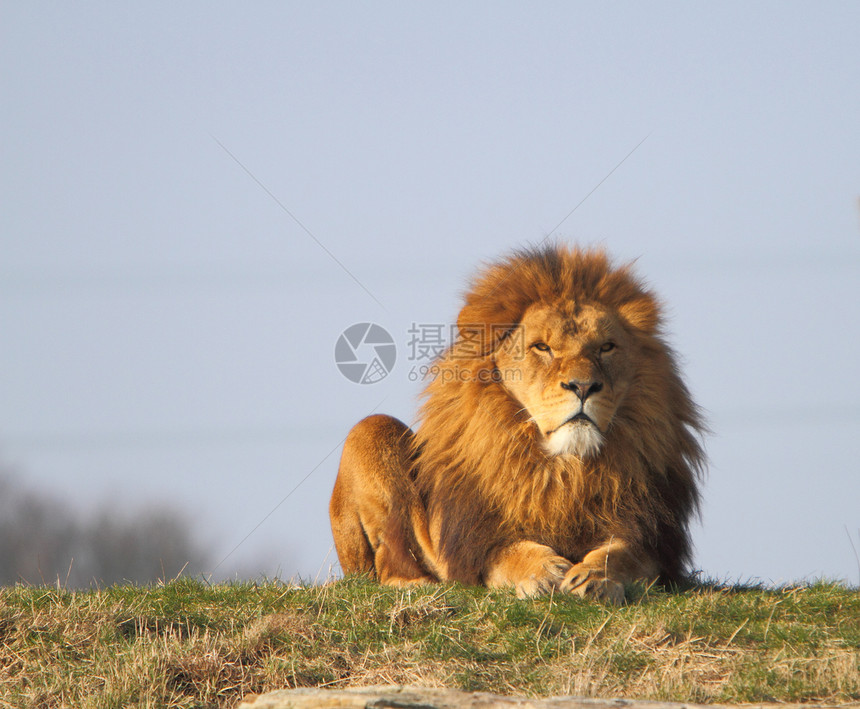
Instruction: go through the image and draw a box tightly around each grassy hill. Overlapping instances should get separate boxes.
[0,577,857,708]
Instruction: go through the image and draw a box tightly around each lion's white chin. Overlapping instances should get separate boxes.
[543,421,604,459]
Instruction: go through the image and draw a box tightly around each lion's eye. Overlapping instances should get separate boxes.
[599,341,616,353]
[531,342,551,353]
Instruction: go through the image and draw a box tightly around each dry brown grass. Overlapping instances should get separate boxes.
[0,578,857,708]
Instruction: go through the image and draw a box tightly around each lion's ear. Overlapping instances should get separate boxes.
[457,302,517,356]
[618,297,660,335]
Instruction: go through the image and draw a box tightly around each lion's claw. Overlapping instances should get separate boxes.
[560,565,625,605]
[514,555,572,598]
[561,568,590,591]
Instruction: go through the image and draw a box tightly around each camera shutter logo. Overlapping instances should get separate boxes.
[335,323,397,384]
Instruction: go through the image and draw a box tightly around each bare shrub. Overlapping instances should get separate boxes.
[0,472,212,587]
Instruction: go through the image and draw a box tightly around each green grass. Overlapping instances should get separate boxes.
[0,577,858,708]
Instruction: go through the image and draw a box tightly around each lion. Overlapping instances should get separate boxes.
[329,245,705,603]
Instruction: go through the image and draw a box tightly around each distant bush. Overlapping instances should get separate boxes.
[0,472,212,587]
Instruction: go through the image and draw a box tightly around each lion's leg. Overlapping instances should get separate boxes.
[329,414,436,587]
[328,473,375,575]
[483,540,573,599]
[560,539,658,605]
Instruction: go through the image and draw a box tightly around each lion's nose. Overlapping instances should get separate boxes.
[561,379,604,401]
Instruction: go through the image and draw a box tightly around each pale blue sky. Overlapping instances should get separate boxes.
[2,2,859,585]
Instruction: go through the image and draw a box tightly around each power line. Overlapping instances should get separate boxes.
[3,405,860,453]
[0,425,340,452]
[211,135,387,312]
[2,253,857,298]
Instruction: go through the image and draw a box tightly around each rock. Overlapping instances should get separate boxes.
[236,686,723,709]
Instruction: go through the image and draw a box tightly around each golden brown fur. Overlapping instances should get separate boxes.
[330,245,705,603]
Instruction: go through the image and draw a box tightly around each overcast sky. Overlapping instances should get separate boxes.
[2,2,859,586]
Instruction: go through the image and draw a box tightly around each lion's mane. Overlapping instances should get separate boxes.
[411,245,705,585]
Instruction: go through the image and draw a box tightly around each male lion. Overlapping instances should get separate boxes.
[330,245,705,604]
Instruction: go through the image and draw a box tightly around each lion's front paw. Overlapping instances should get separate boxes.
[560,564,625,605]
[514,555,572,599]
[383,575,436,589]
[485,541,573,599]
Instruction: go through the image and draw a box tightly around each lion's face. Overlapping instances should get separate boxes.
[494,302,634,459]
